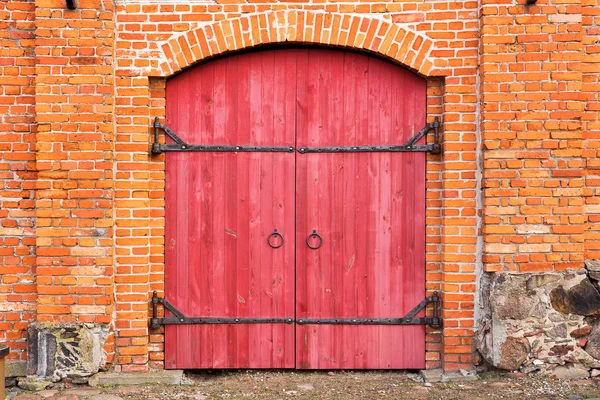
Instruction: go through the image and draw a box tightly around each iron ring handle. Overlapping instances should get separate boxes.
[306,229,323,250]
[267,228,284,249]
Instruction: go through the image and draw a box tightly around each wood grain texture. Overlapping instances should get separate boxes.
[165,48,426,369]
[165,50,296,369]
[295,49,427,369]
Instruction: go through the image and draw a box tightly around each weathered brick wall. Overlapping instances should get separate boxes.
[481,0,585,273]
[583,0,600,260]
[4,0,597,377]
[477,0,600,374]
[0,0,36,366]
[33,0,116,360]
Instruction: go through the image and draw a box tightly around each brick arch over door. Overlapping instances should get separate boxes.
[153,11,442,78]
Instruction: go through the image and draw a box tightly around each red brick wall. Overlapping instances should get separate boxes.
[0,0,36,364]
[481,0,586,274]
[5,0,596,374]
[583,0,600,260]
[33,0,116,360]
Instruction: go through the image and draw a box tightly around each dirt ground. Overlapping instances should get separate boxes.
[8,370,600,400]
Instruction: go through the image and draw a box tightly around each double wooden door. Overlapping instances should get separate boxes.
[164,48,426,369]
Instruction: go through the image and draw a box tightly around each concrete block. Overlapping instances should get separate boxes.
[6,361,27,378]
[89,370,184,387]
[419,369,443,383]
[441,370,479,382]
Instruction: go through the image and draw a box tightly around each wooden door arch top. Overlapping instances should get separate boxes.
[153,11,443,79]
[164,48,427,369]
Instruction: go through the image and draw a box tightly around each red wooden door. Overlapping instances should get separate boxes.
[164,48,426,370]
[165,51,297,368]
[295,50,427,369]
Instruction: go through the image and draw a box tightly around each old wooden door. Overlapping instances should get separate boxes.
[294,50,427,369]
[164,48,427,369]
[164,51,297,368]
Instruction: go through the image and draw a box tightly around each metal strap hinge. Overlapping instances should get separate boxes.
[150,291,442,329]
[150,117,441,155]
[297,117,441,154]
[150,117,294,154]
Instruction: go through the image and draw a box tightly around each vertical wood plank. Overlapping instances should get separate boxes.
[295,48,427,369]
[165,50,295,369]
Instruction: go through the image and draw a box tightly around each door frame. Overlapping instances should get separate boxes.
[155,45,441,364]
[114,19,464,370]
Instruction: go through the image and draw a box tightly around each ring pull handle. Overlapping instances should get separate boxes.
[306,229,323,250]
[267,228,284,249]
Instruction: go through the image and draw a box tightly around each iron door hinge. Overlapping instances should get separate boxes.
[150,117,295,155]
[297,117,441,154]
[150,292,442,329]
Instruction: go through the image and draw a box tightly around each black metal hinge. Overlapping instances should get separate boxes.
[297,117,441,154]
[151,117,441,155]
[151,117,295,155]
[150,291,442,329]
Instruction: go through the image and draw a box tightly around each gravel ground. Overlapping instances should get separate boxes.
[8,370,600,400]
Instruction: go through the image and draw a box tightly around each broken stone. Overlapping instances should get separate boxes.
[524,329,545,337]
[549,345,574,357]
[441,371,478,382]
[585,320,600,359]
[6,361,27,378]
[549,312,567,322]
[551,364,590,380]
[27,323,109,383]
[531,302,547,319]
[546,356,566,365]
[17,376,53,391]
[88,370,184,387]
[491,275,535,320]
[12,395,42,400]
[87,396,123,400]
[37,390,59,398]
[497,337,530,371]
[5,377,17,388]
[526,274,562,290]
[589,272,600,281]
[550,279,600,316]
[63,388,102,396]
[591,368,600,377]
[521,364,540,374]
[571,326,593,338]
[419,369,442,383]
[547,323,568,339]
[585,260,600,272]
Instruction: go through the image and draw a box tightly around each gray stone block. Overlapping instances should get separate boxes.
[419,369,443,383]
[441,370,478,382]
[88,370,184,387]
[26,323,109,383]
[6,361,27,378]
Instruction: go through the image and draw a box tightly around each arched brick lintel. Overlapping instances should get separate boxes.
[153,11,447,78]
